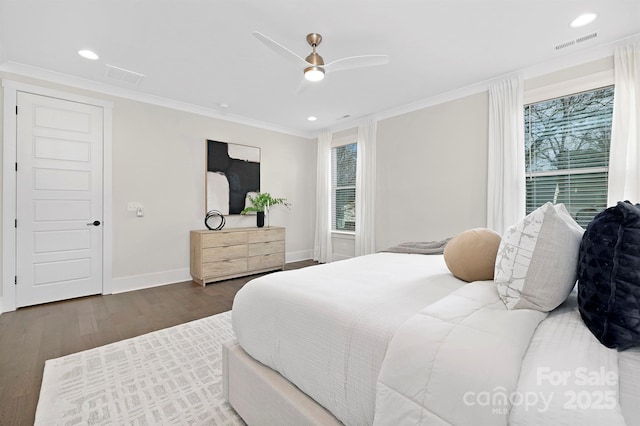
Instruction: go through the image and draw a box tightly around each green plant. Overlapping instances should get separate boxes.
[241,192,290,214]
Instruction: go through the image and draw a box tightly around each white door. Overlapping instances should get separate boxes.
[16,92,104,307]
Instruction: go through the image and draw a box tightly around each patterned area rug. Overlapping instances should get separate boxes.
[36,311,245,425]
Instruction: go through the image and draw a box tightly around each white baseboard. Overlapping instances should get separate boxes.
[0,250,315,308]
[110,268,192,294]
[0,248,315,313]
[285,250,312,263]
[110,250,312,295]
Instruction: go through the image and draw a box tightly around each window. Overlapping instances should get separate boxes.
[331,143,357,232]
[524,85,614,228]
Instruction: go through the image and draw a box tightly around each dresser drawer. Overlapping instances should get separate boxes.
[202,258,247,277]
[248,241,285,257]
[202,245,248,262]
[248,228,285,244]
[202,231,248,248]
[249,253,285,270]
[191,227,285,285]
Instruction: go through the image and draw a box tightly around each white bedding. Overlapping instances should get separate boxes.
[619,346,640,426]
[510,293,628,426]
[232,253,466,425]
[232,253,640,426]
[375,285,639,426]
[374,281,547,426]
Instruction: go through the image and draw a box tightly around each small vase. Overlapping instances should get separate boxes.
[257,211,265,228]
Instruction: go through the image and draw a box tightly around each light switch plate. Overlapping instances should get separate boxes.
[127,202,143,212]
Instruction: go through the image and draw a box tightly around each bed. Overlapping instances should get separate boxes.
[223,253,640,425]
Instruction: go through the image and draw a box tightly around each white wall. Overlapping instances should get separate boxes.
[0,55,617,309]
[332,233,355,261]
[525,56,613,92]
[373,56,615,252]
[375,91,490,250]
[326,57,617,261]
[0,72,316,305]
[110,99,316,284]
[326,92,489,260]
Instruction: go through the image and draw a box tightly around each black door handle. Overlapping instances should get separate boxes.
[87,220,101,226]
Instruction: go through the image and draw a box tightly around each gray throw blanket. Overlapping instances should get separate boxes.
[379,238,452,255]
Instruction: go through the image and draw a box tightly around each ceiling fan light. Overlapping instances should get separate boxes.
[304,66,325,82]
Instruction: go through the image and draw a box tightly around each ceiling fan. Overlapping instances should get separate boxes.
[253,31,389,82]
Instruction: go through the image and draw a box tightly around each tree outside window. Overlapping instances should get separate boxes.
[525,85,614,227]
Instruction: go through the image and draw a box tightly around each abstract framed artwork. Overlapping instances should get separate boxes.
[206,139,260,215]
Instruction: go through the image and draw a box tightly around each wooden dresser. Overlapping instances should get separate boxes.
[190,226,285,285]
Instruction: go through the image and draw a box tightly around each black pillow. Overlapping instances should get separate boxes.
[577,201,640,351]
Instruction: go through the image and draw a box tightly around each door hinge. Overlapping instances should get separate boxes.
[15,105,18,115]
[14,219,17,228]
[15,162,17,172]
[14,276,17,285]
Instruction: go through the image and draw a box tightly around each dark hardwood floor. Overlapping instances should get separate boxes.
[0,260,316,425]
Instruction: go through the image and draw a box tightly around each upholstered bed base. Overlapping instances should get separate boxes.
[222,340,342,425]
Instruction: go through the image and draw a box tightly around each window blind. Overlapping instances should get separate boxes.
[524,85,614,228]
[331,143,357,232]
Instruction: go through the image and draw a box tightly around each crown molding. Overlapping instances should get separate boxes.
[2,32,638,142]
[326,33,640,136]
[0,61,315,139]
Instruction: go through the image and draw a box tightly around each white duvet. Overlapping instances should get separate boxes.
[232,253,466,425]
[374,281,547,426]
[232,253,640,425]
[508,293,629,426]
[374,284,638,426]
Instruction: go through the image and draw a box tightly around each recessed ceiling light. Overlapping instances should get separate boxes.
[570,13,597,28]
[307,116,317,121]
[78,49,99,60]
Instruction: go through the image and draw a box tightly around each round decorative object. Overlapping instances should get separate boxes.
[443,228,501,282]
[205,210,225,231]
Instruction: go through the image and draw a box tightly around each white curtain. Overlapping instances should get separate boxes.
[487,77,525,235]
[355,119,377,256]
[313,131,333,263]
[608,41,640,206]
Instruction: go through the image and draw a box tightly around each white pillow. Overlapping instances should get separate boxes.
[495,202,584,312]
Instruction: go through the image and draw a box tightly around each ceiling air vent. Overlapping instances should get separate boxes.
[555,40,576,51]
[576,32,598,44]
[555,32,598,51]
[105,64,145,85]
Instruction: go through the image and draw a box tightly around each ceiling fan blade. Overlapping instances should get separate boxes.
[252,31,309,66]
[296,78,310,94]
[325,55,389,72]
